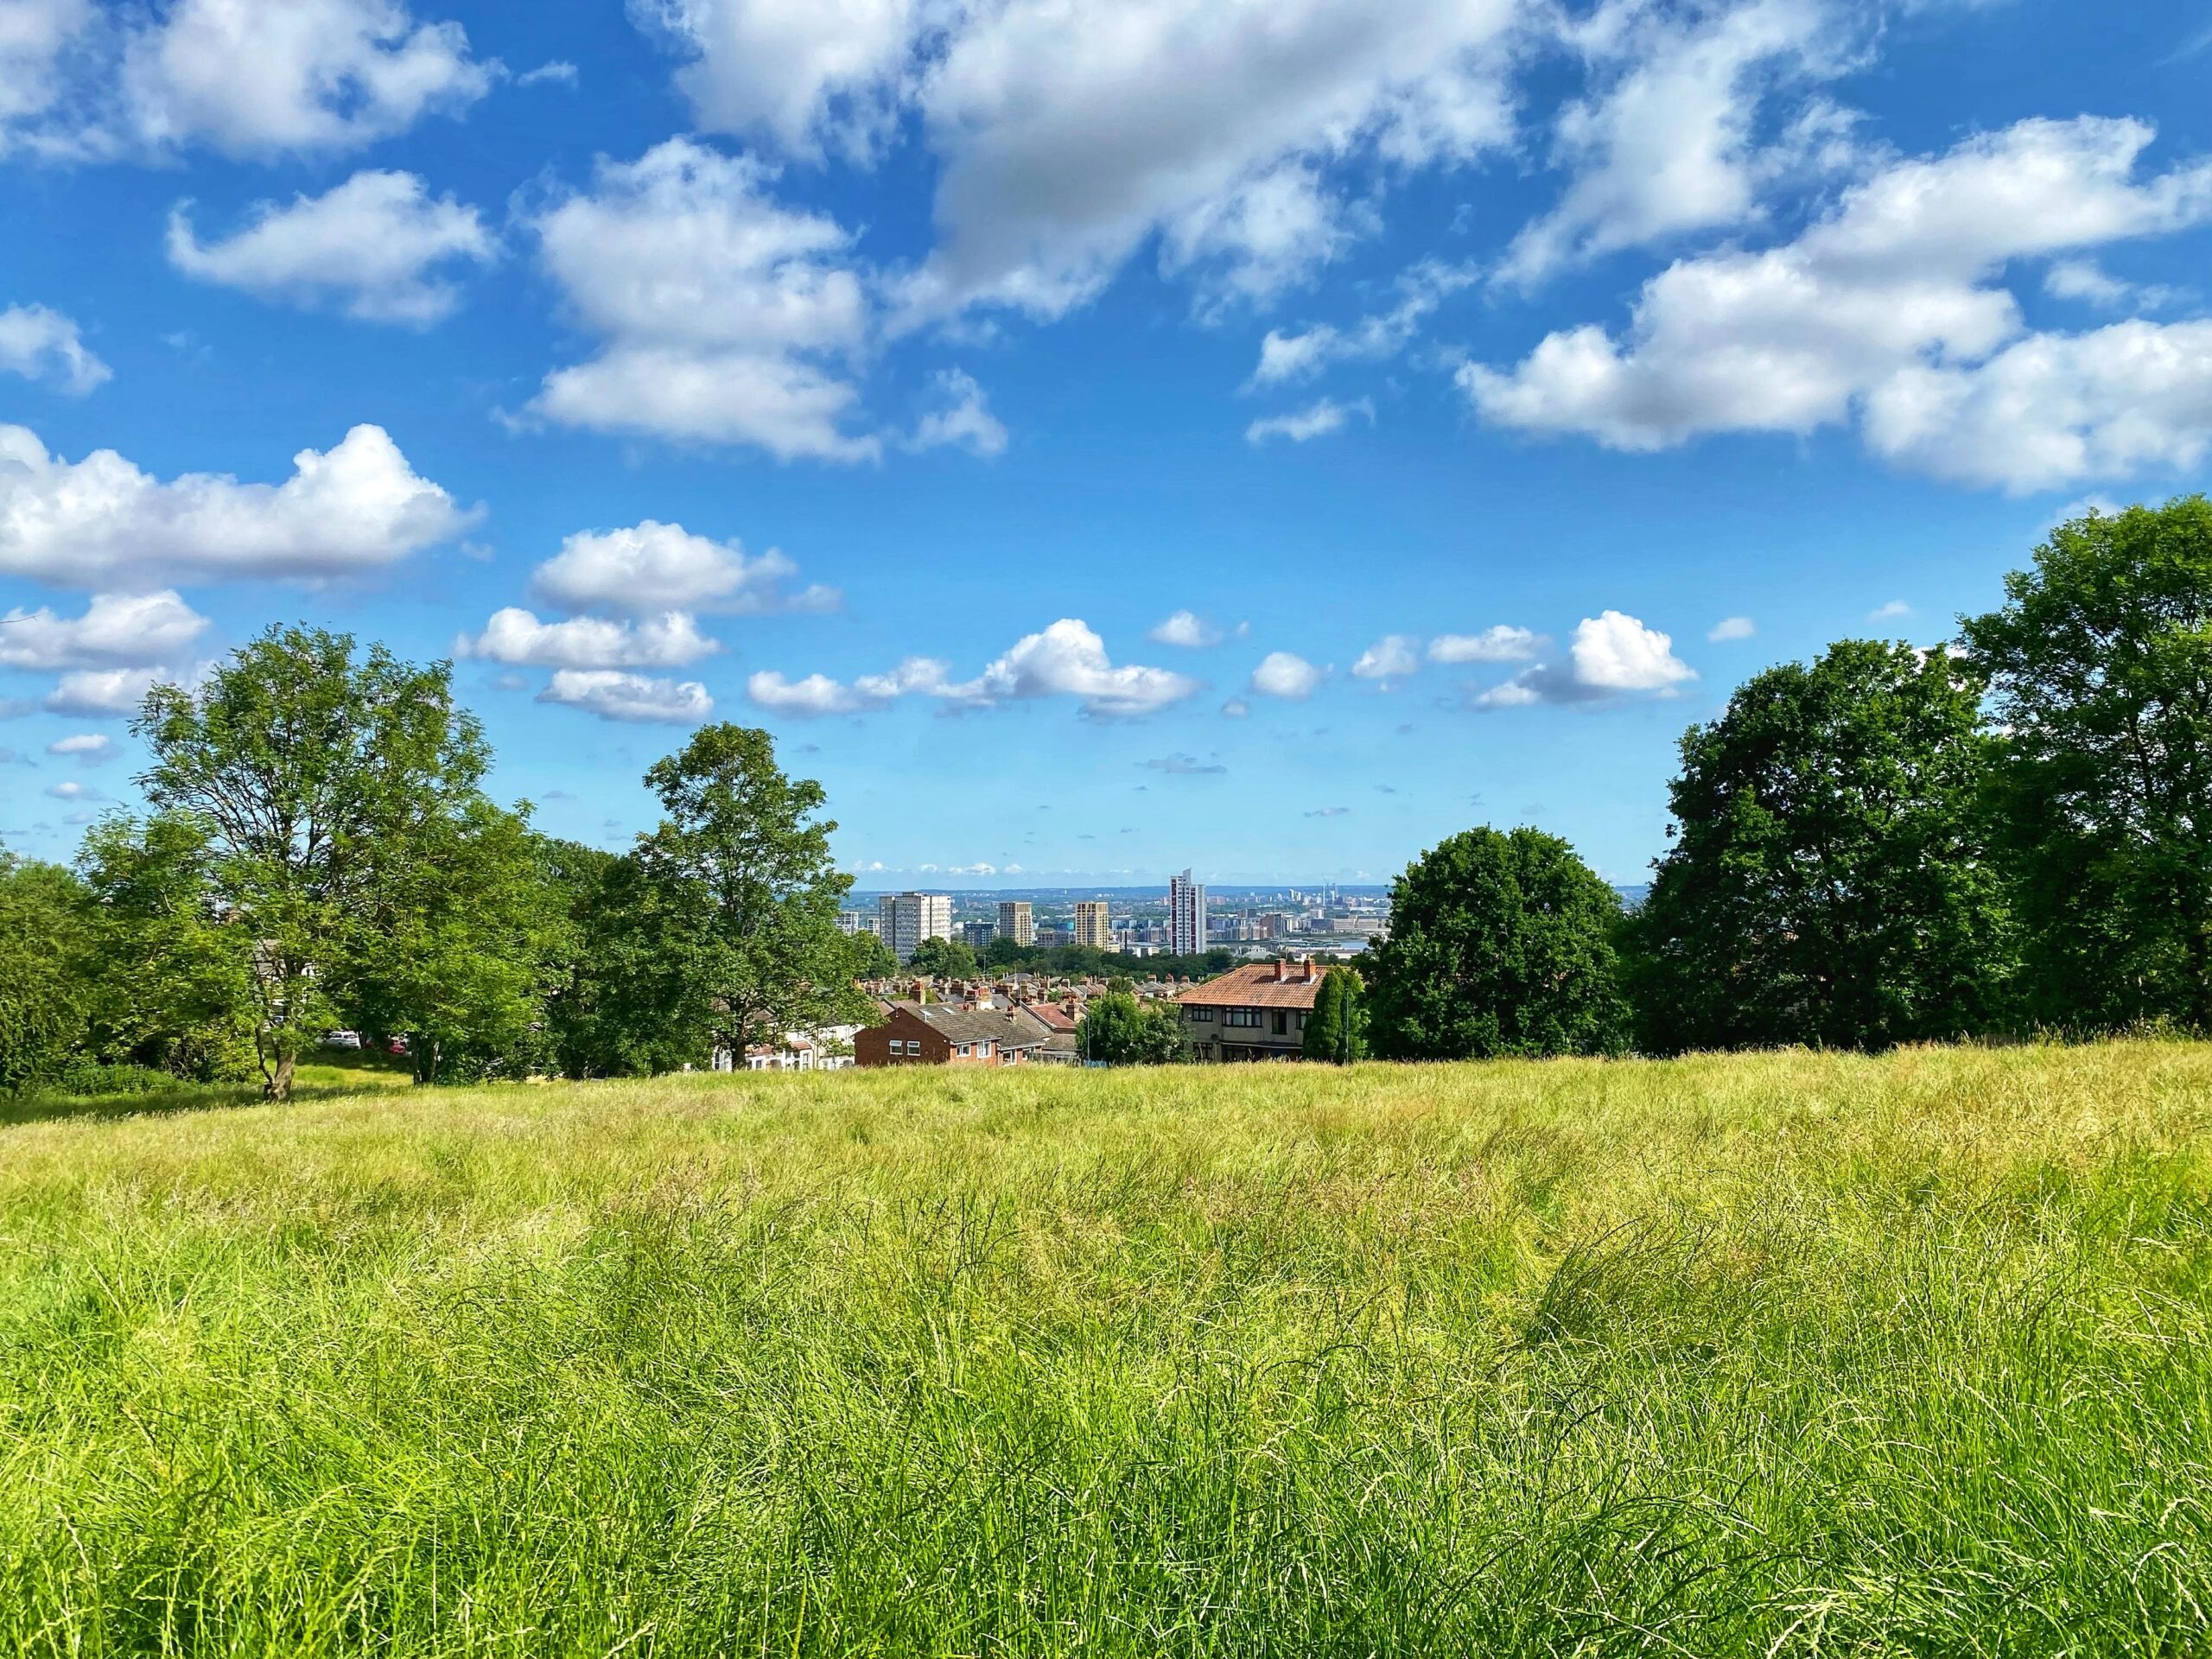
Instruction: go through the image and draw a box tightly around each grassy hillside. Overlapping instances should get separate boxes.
[3,1046,2209,1656]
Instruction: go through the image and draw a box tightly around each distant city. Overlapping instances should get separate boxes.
[842,877,1395,962]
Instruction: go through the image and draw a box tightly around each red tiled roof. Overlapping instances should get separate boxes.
[1174,962,1326,1010]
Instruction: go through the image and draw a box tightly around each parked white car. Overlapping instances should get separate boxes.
[323,1030,363,1050]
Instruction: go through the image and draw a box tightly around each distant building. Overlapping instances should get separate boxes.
[835,912,881,938]
[855,1002,1046,1068]
[1168,868,1206,956]
[996,899,1034,946]
[1037,922,1074,948]
[879,892,954,963]
[963,920,997,950]
[1073,899,1111,949]
[1174,958,1324,1061]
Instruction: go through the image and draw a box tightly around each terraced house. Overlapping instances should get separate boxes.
[855,1002,1047,1068]
[1174,959,1325,1062]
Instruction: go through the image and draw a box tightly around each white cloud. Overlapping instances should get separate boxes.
[529,138,877,461]
[1868,599,1911,620]
[638,0,918,162]
[1220,696,1249,718]
[516,60,576,87]
[167,170,495,326]
[529,520,836,618]
[0,303,108,393]
[749,620,1199,720]
[1148,609,1230,648]
[43,664,180,718]
[1463,117,2212,490]
[1247,397,1370,444]
[1428,625,1543,663]
[1473,610,1694,706]
[892,0,1523,323]
[906,368,1007,456]
[0,423,474,589]
[48,732,111,764]
[118,0,493,156]
[1498,0,1851,286]
[456,607,721,670]
[1351,634,1421,681]
[0,0,92,149]
[537,669,713,724]
[1707,614,1757,641]
[1248,259,1475,386]
[1249,650,1325,700]
[0,590,209,669]
[44,778,92,800]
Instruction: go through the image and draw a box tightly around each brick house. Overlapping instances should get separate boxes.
[854,1002,1046,1067]
[1174,958,1325,1061]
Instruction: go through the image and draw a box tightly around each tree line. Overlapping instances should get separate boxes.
[1319,497,2212,1062]
[2,630,876,1100]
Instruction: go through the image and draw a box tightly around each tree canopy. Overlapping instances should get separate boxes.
[1961,497,2212,1030]
[908,937,980,980]
[1627,639,2013,1052]
[1301,967,1368,1064]
[0,855,92,1096]
[1077,992,1187,1065]
[1364,827,1627,1060]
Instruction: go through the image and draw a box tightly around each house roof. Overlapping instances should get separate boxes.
[1174,962,1327,1010]
[890,1002,1044,1048]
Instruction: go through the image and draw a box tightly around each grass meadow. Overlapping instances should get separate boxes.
[2,1044,2209,1656]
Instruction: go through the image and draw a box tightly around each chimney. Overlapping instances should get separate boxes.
[1274,959,1288,982]
[1303,957,1319,983]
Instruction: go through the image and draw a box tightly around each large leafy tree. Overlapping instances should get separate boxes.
[1365,827,1628,1060]
[1961,497,2212,1029]
[1301,967,1368,1064]
[0,854,93,1095]
[620,725,873,1066]
[908,937,980,980]
[1626,640,2013,1052]
[1077,993,1186,1065]
[133,626,495,1100]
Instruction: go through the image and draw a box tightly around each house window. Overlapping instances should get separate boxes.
[958,1044,972,1057]
[1188,1007,1215,1022]
[1224,1007,1262,1027]
[1273,1011,1288,1036]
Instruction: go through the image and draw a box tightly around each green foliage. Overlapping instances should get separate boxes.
[1627,640,2015,1053]
[0,853,92,1095]
[1103,974,1136,995]
[848,930,899,981]
[979,939,1233,981]
[1366,827,1628,1059]
[134,626,493,1099]
[611,726,873,1067]
[1962,496,2212,1031]
[3,1047,2209,1653]
[908,937,980,980]
[1300,966,1367,1063]
[40,1059,175,1098]
[1077,991,1187,1065]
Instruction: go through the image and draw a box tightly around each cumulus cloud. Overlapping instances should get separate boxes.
[2042,257,2177,311]
[1707,614,1757,640]
[1147,610,1236,648]
[905,368,1007,457]
[1472,610,1694,707]
[43,664,181,718]
[456,607,721,670]
[0,0,92,151]
[0,423,474,589]
[537,669,712,724]
[1462,117,2212,491]
[749,620,1199,720]
[1246,397,1370,444]
[529,520,836,618]
[1249,651,1325,700]
[0,303,108,393]
[1497,0,1853,286]
[1351,634,1421,681]
[47,732,111,764]
[1428,626,1544,663]
[1868,599,1911,620]
[528,138,876,461]
[44,778,93,801]
[1219,696,1249,718]
[168,170,496,325]
[0,590,209,668]
[638,0,917,161]
[118,0,493,156]
[1248,259,1476,386]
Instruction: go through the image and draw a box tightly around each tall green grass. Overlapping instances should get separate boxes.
[2,1045,2208,1655]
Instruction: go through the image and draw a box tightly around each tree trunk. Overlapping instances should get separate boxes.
[267,1050,296,1103]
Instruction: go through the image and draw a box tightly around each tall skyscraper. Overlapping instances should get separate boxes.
[879,892,954,963]
[996,899,1034,946]
[1168,869,1206,956]
[1073,900,1111,949]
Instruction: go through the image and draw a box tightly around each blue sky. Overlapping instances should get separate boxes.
[3,0,2209,888]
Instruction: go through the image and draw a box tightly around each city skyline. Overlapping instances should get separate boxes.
[3,1,2209,887]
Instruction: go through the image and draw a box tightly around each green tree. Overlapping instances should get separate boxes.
[1301,966,1368,1063]
[908,937,980,980]
[1365,827,1628,1060]
[1103,974,1136,995]
[622,725,873,1066]
[1626,640,2013,1053]
[848,930,900,982]
[1077,992,1187,1065]
[981,936,1035,970]
[0,854,92,1095]
[134,626,494,1100]
[1961,497,2212,1029]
